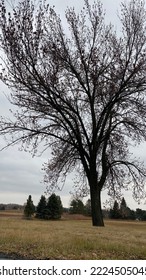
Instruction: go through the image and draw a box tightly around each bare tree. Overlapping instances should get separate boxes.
[0,0,146,226]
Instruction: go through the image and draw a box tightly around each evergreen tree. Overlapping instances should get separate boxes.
[24,195,35,219]
[142,211,146,221]
[136,208,146,221]
[110,200,120,219]
[46,194,63,220]
[120,197,128,219]
[127,209,136,220]
[69,198,85,214]
[110,197,136,220]
[36,195,47,219]
[85,199,91,216]
[120,197,127,208]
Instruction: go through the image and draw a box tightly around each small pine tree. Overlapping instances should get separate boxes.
[110,200,120,219]
[46,194,63,220]
[24,195,35,219]
[120,197,128,219]
[120,197,127,208]
[36,195,47,219]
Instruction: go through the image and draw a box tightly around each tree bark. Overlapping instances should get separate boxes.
[89,172,104,227]
[90,187,104,226]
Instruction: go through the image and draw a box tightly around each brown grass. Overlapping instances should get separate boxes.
[0,210,146,259]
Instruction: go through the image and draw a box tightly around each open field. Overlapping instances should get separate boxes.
[0,210,146,259]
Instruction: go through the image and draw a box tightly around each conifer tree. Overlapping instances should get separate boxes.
[24,195,35,219]
[120,197,127,208]
[120,197,128,219]
[69,198,85,214]
[46,194,63,220]
[36,195,47,219]
[110,200,120,219]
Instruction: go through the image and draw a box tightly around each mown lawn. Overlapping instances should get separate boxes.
[0,212,146,259]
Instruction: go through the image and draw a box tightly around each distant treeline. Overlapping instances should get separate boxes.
[109,197,146,221]
[1,196,146,221]
[0,204,24,210]
[67,197,146,221]
[66,197,146,221]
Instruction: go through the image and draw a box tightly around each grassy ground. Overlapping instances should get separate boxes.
[0,211,146,259]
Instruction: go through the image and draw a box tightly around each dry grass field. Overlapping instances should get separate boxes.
[0,210,146,259]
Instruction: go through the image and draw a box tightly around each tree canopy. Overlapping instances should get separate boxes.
[0,0,146,226]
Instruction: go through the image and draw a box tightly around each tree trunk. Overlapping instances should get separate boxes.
[90,187,104,226]
[89,173,104,227]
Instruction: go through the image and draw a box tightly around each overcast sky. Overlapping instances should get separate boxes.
[0,0,146,210]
